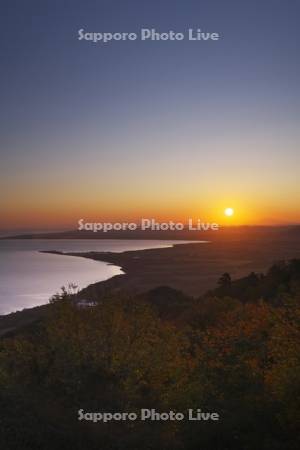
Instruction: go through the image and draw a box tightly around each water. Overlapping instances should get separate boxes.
[0,239,191,315]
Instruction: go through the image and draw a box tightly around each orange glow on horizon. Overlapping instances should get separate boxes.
[1,198,300,231]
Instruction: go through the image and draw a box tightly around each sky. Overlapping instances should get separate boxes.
[1,0,300,231]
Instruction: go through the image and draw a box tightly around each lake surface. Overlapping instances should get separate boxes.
[0,240,191,315]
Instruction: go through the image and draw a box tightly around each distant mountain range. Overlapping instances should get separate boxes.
[2,225,300,241]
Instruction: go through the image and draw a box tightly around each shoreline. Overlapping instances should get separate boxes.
[1,229,300,335]
[39,241,202,296]
[41,230,300,298]
[0,240,194,319]
[0,240,196,316]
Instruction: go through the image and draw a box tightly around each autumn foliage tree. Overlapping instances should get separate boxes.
[1,261,300,450]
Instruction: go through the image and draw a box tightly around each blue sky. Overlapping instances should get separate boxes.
[1,0,299,229]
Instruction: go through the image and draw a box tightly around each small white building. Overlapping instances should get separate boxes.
[74,299,98,309]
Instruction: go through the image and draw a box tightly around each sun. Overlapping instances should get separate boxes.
[224,207,234,217]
